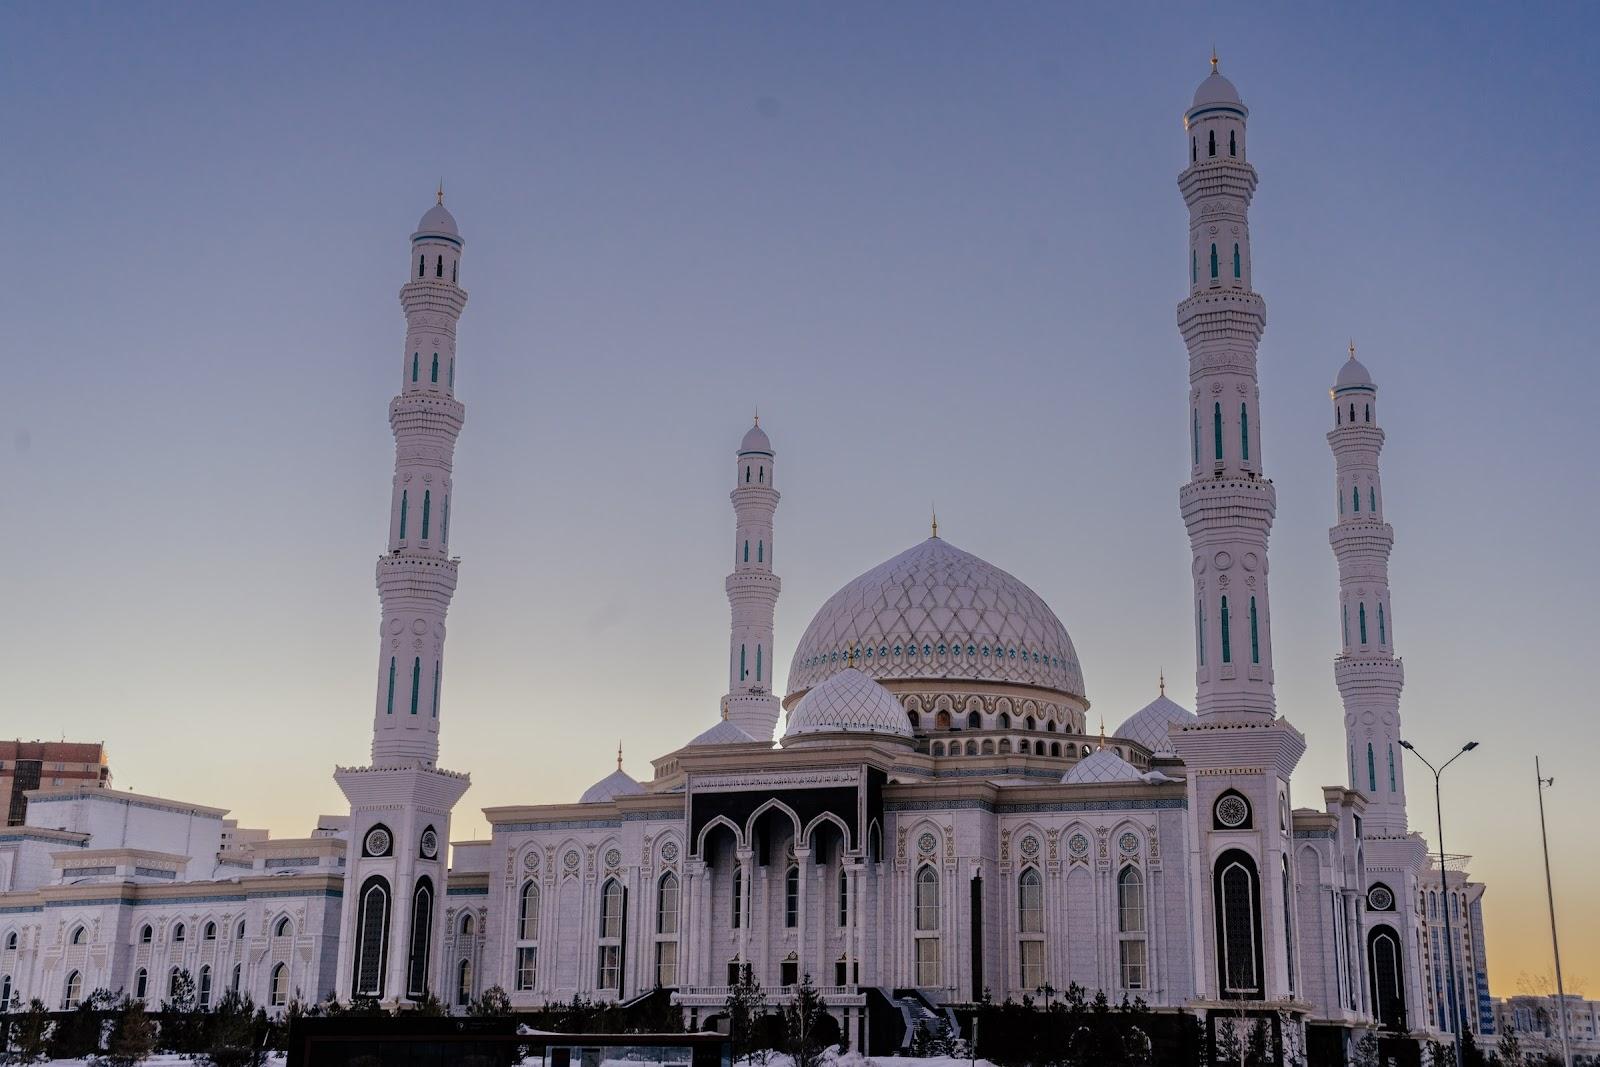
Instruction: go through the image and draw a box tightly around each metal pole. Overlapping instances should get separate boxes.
[1432,769,1462,1067]
[1536,756,1572,1067]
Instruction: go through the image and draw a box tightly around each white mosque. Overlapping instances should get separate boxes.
[0,61,1496,1062]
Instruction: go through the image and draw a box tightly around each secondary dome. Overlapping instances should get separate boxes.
[786,537,1085,702]
[1335,354,1373,390]
[783,667,912,742]
[1062,746,1143,785]
[416,203,459,237]
[579,768,643,804]
[1113,692,1195,758]
[1192,69,1242,109]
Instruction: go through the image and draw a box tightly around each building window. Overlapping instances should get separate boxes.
[270,962,289,1007]
[1240,403,1249,460]
[421,490,431,540]
[1368,743,1377,792]
[1249,596,1260,664]
[1019,939,1045,991]
[655,940,678,989]
[407,877,434,998]
[1233,243,1241,278]
[1119,866,1146,935]
[386,656,396,715]
[520,881,541,940]
[203,921,216,941]
[915,937,940,988]
[515,946,537,991]
[411,353,419,382]
[597,879,623,990]
[457,959,473,1006]
[168,967,181,997]
[410,657,422,715]
[838,867,849,927]
[1378,602,1386,645]
[656,872,679,934]
[1389,745,1397,792]
[63,969,83,1009]
[199,964,213,1008]
[1208,129,1216,157]
[732,865,743,929]
[1359,602,1368,645]
[784,866,799,928]
[916,865,940,931]
[1120,939,1147,991]
[140,924,153,944]
[757,540,763,563]
[353,875,391,998]
[1282,856,1295,994]
[1220,595,1232,664]
[1229,129,1237,156]
[1353,485,1361,512]
[399,490,409,539]
[1197,598,1206,666]
[171,923,184,943]
[1213,402,1223,460]
[133,968,147,1002]
[236,920,245,940]
[781,953,799,988]
[1210,243,1219,279]
[1018,868,1043,933]
[1215,851,1262,998]
[230,963,241,994]
[431,353,439,383]
[418,255,426,278]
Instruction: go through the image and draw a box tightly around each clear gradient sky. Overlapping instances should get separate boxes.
[3,3,1597,995]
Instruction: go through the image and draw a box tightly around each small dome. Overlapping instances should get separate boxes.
[579,768,644,804]
[1336,353,1373,390]
[416,203,459,237]
[1192,69,1242,109]
[783,667,912,742]
[1113,692,1196,758]
[1062,746,1144,785]
[740,421,772,454]
[687,720,759,747]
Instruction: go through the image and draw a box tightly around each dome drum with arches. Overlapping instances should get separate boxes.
[785,537,1086,719]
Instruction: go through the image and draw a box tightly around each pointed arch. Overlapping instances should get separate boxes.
[1213,401,1223,459]
[694,815,744,858]
[270,961,289,1007]
[742,798,803,847]
[1213,849,1263,999]
[1249,596,1260,664]
[803,811,854,854]
[352,874,391,998]
[519,880,541,940]
[1017,867,1044,932]
[1220,595,1232,663]
[407,876,434,998]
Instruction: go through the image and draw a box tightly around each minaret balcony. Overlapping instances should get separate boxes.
[1177,290,1265,349]
[398,280,468,318]
[1178,158,1258,203]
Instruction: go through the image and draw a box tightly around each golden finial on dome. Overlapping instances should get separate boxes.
[436,179,445,206]
[1349,338,1357,360]
[1159,669,1165,696]
[1211,46,1219,72]
[753,406,759,428]
[930,503,939,539]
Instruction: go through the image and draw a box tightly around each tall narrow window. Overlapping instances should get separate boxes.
[1342,604,1349,646]
[597,879,623,991]
[755,645,762,682]
[419,255,426,278]
[442,496,450,545]
[1388,745,1397,791]
[1359,603,1368,645]
[838,866,849,927]
[1118,866,1147,990]
[784,866,799,928]
[457,959,473,1006]
[410,656,421,714]
[1220,595,1232,664]
[1249,596,1260,664]
[399,491,409,539]
[432,662,440,717]
[412,353,419,382]
[1282,857,1295,994]
[744,466,750,484]
[1192,408,1199,464]
[1192,137,1197,162]
[915,865,941,987]
[421,490,431,540]
[743,540,749,562]
[1365,404,1371,423]
[353,876,391,998]
[1339,488,1345,514]
[1353,486,1361,513]
[1367,743,1377,792]
[757,540,763,563]
[386,657,396,714]
[271,962,289,1007]
[657,872,679,934]
[759,466,765,483]
[1197,598,1206,666]
[1240,403,1250,460]
[1208,129,1216,157]
[519,881,541,940]
[739,644,747,682]
[231,963,240,993]
[435,255,443,278]
[430,353,439,383]
[1215,852,1262,998]
[1369,487,1376,512]
[449,358,455,388]
[1018,868,1043,932]
[1350,403,1357,424]
[407,877,433,998]
[1229,129,1237,156]
[1233,243,1241,278]
[199,964,213,1008]
[1210,242,1219,279]
[1214,402,1223,460]
[516,946,536,991]
[1378,602,1386,644]
[133,969,147,1001]
[452,260,458,283]
[731,865,743,929]
[1192,248,1197,285]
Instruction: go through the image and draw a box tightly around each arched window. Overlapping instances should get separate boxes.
[1365,404,1371,423]
[1370,487,1376,512]
[756,645,762,682]
[757,540,763,563]
[739,643,746,682]
[1368,926,1406,1029]
[1240,403,1249,460]
[657,872,680,934]
[449,358,455,388]
[1018,868,1043,933]
[1233,243,1241,278]
[1359,602,1368,645]
[1367,743,1377,792]
[1378,602,1386,644]
[1342,604,1349,646]
[270,961,289,1007]
[1214,851,1263,998]
[442,496,450,544]
[597,879,624,990]
[430,353,439,383]
[407,876,434,998]
[998,712,1011,728]
[235,919,245,940]
[353,875,391,998]
[199,964,213,1008]
[418,255,426,278]
[1229,129,1237,156]
[1220,595,1232,664]
[1210,243,1219,279]
[1350,402,1357,424]
[457,958,473,1006]
[432,661,440,717]
[421,490,431,540]
[452,260,458,283]
[784,866,799,928]
[412,352,419,382]
[1192,407,1199,464]
[139,924,152,944]
[168,967,181,997]
[1196,597,1206,666]
[386,656,396,714]
[743,540,748,562]
[459,912,474,938]
[133,968,147,1001]
[915,865,941,986]
[410,656,422,715]
[1119,866,1147,990]
[274,916,292,938]
[1249,596,1260,664]
[1282,855,1295,994]
[732,864,743,928]
[435,255,444,278]
[68,923,86,945]
[1192,137,1197,162]
[399,489,409,539]
[63,969,83,1009]
[1388,745,1397,791]
[1353,485,1361,512]
[1208,129,1216,157]
[838,866,850,927]
[203,921,216,941]
[230,963,241,993]
[172,923,185,943]
[759,466,765,483]
[1192,248,1197,285]
[1213,402,1223,460]
[519,880,540,940]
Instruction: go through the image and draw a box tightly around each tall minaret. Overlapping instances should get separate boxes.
[1177,55,1276,719]
[721,417,781,742]
[334,192,472,1005]
[1329,345,1408,834]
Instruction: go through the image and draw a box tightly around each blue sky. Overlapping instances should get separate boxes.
[3,3,1597,991]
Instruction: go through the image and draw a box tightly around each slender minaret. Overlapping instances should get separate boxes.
[1329,344,1408,834]
[1177,54,1276,719]
[721,417,781,742]
[334,192,471,1005]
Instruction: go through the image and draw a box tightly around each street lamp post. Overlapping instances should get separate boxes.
[1536,756,1572,1067]
[1399,738,1477,1065]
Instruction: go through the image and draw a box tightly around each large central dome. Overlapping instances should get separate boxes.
[785,537,1085,705]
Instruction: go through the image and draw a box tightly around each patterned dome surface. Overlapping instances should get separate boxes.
[783,668,913,741]
[1113,693,1195,758]
[687,720,759,747]
[786,537,1084,700]
[579,769,644,804]
[1062,747,1143,785]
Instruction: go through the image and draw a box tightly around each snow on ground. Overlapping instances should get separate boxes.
[34,1057,286,1066]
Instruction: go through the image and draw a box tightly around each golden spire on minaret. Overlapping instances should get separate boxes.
[1098,717,1107,748]
[437,180,445,206]
[1349,338,1357,360]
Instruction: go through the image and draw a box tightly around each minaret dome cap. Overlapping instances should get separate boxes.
[415,203,459,238]
[1192,69,1243,109]
[1335,353,1374,389]
[740,421,772,455]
